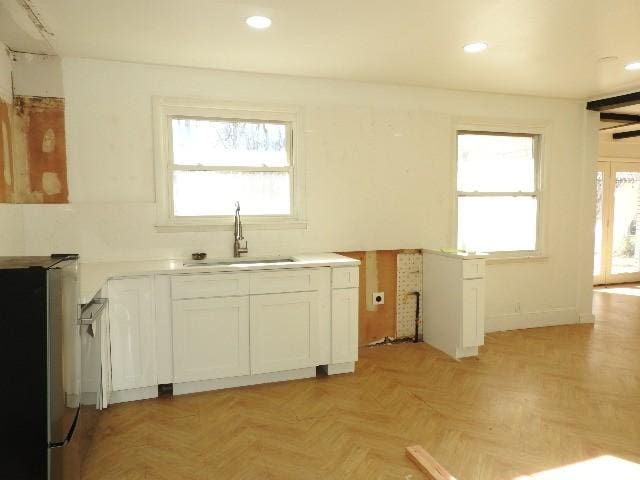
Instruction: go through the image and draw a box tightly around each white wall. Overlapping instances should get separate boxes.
[11,52,64,97]
[0,42,12,101]
[17,57,597,330]
[599,131,640,159]
[0,204,24,255]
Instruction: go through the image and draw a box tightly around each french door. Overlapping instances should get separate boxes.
[594,160,640,284]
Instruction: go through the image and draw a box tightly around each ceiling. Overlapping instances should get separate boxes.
[2,0,640,99]
[0,0,54,53]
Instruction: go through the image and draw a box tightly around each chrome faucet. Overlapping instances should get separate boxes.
[233,201,248,257]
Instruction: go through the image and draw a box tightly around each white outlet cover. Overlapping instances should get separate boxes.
[373,292,385,305]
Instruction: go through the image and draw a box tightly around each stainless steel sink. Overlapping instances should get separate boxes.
[183,257,296,267]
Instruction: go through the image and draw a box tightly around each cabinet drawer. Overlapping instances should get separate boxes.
[171,273,249,299]
[462,260,485,279]
[250,269,322,294]
[332,267,359,289]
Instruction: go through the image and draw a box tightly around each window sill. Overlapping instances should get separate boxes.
[155,220,307,233]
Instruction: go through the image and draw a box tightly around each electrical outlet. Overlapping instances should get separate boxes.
[373,292,385,305]
[515,302,521,313]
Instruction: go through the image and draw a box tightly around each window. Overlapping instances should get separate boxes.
[456,131,541,254]
[154,98,304,229]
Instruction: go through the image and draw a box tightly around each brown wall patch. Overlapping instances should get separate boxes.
[339,250,398,346]
[13,96,68,203]
[0,98,13,203]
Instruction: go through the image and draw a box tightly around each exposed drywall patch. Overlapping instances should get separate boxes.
[0,99,13,202]
[396,252,423,339]
[42,128,55,152]
[13,96,68,203]
[364,250,378,311]
[339,250,398,346]
[42,171,61,195]
[2,122,10,186]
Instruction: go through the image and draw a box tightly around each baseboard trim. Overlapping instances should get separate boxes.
[486,308,579,333]
[455,346,479,359]
[321,362,355,375]
[110,386,158,404]
[579,312,596,324]
[173,367,317,395]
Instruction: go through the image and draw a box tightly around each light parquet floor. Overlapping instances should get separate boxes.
[83,285,640,479]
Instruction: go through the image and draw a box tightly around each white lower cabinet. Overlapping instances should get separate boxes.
[172,297,250,383]
[108,276,156,391]
[423,251,486,359]
[105,264,360,402]
[250,291,320,374]
[330,288,359,363]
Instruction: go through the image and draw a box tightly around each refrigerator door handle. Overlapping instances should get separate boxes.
[49,408,79,448]
[79,298,107,325]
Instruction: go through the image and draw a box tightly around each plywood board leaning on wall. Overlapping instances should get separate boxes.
[338,250,398,346]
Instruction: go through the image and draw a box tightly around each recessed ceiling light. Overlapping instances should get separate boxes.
[246,15,272,29]
[463,42,488,54]
[624,61,640,71]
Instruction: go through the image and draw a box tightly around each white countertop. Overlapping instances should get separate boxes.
[79,253,360,304]
[422,249,489,260]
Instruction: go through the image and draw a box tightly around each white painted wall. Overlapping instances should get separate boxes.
[0,42,12,101]
[16,57,597,330]
[0,204,24,255]
[599,131,640,158]
[11,52,64,97]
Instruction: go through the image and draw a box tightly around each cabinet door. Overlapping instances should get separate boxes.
[331,288,359,363]
[461,278,485,348]
[250,291,319,374]
[108,277,156,391]
[172,297,250,383]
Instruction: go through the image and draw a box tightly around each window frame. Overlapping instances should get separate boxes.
[153,96,306,231]
[453,122,548,259]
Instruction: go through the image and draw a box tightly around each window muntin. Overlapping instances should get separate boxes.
[456,131,540,254]
[168,117,293,218]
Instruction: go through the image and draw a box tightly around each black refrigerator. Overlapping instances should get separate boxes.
[0,255,91,480]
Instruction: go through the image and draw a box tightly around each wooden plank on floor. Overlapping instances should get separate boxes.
[406,445,458,480]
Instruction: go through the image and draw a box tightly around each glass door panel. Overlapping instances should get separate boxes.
[610,165,640,280]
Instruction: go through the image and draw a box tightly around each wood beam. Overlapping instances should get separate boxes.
[406,445,458,480]
[600,113,640,123]
[600,122,640,132]
[612,129,640,140]
[587,91,640,111]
